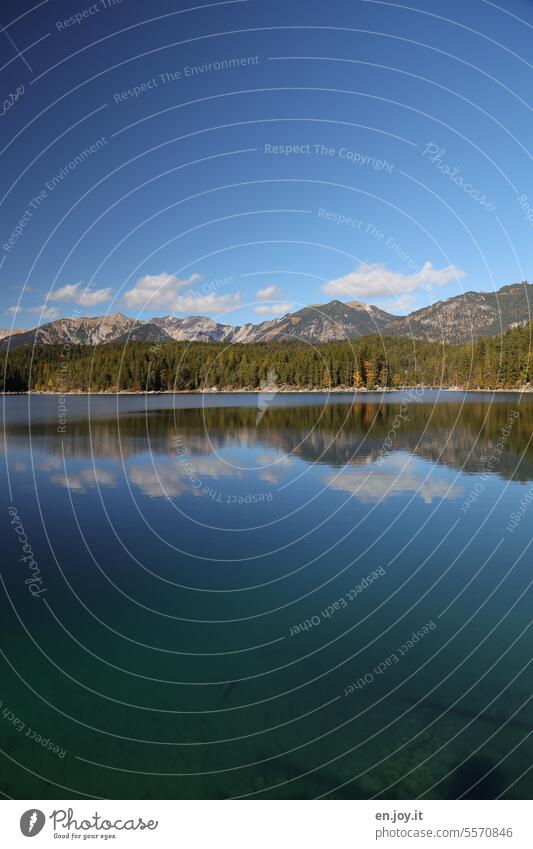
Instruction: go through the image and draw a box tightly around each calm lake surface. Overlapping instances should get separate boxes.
[2,391,533,799]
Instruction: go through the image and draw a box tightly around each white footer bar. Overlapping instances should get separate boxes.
[1,799,530,848]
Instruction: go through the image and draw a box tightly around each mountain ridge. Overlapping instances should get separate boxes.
[1,281,531,349]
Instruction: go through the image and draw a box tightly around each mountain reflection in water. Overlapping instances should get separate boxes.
[2,392,533,800]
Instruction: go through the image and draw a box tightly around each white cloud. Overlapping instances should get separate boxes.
[127,456,241,498]
[322,261,464,298]
[172,291,241,315]
[127,463,184,498]
[27,305,60,321]
[377,294,418,314]
[256,285,283,300]
[255,453,292,466]
[51,473,84,492]
[254,302,293,316]
[50,466,116,493]
[124,273,241,315]
[123,273,202,308]
[190,456,242,478]
[48,282,113,307]
[255,453,292,482]
[322,464,463,504]
[36,456,63,471]
[7,303,62,321]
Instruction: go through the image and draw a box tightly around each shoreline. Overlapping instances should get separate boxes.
[1,387,532,396]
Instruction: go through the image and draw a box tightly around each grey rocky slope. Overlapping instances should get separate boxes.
[385,282,533,343]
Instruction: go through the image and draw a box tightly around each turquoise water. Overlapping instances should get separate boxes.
[1,391,533,799]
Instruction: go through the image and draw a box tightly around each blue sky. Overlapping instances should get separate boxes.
[2,0,533,327]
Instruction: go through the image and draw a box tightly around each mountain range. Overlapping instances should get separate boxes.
[1,281,531,350]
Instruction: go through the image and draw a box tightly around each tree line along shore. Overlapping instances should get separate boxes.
[1,322,532,393]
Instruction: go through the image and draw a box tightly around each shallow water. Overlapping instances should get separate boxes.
[1,391,532,799]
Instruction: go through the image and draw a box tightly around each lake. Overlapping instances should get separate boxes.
[2,390,533,799]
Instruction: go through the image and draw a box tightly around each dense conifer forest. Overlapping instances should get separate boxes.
[1,322,532,393]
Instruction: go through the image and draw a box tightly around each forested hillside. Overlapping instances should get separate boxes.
[1,322,532,393]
